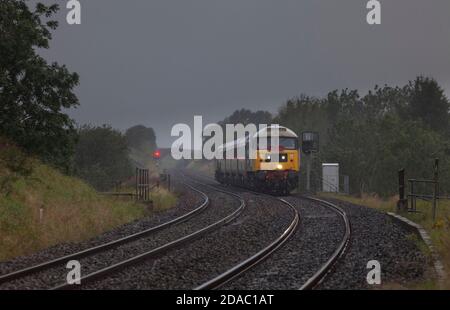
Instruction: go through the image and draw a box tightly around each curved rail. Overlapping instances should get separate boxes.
[0,181,209,284]
[186,172,350,290]
[195,197,299,290]
[299,196,351,290]
[52,179,246,290]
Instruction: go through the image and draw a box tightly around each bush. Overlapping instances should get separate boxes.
[73,125,133,191]
[0,137,33,194]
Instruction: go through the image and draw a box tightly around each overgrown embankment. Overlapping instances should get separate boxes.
[0,143,147,262]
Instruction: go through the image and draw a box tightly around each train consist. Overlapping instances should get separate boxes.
[215,126,300,194]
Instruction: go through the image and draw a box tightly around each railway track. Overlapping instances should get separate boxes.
[297,196,351,290]
[52,177,246,290]
[200,195,350,290]
[52,182,246,290]
[136,172,298,290]
[185,172,350,290]
[0,180,210,286]
[0,171,350,290]
[0,176,245,289]
[194,197,299,290]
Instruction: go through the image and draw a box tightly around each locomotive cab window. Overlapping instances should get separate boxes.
[257,137,298,150]
[279,137,298,150]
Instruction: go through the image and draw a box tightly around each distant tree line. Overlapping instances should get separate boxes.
[219,109,273,128]
[276,76,450,197]
[73,124,158,191]
[223,77,450,197]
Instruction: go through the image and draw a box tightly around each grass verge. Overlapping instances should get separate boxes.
[0,143,172,264]
[149,187,178,212]
[0,159,149,262]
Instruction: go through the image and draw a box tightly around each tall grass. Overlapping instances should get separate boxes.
[149,187,178,211]
[0,159,147,262]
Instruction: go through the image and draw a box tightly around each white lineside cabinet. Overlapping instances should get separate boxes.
[322,163,339,192]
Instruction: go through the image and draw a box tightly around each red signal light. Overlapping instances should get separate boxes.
[153,150,161,159]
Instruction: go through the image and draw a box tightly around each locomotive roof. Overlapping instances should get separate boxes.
[217,125,298,151]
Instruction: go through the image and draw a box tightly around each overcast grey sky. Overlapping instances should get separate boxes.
[38,0,450,147]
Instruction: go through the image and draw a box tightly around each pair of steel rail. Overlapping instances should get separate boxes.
[0,174,350,290]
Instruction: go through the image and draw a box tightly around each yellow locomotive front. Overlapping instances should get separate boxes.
[215,126,300,194]
[251,130,300,194]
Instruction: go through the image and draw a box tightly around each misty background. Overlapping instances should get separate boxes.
[37,0,450,147]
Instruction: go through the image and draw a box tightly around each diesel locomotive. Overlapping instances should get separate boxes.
[215,126,300,194]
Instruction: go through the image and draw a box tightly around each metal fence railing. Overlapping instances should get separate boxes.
[100,168,171,203]
[398,159,442,223]
[136,168,150,201]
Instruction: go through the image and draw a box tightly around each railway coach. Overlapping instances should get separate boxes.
[215,126,300,194]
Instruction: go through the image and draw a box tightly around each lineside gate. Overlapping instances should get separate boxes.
[397,158,440,223]
[136,168,150,201]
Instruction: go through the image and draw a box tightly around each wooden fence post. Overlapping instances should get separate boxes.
[397,169,407,212]
[432,159,439,223]
[135,168,138,201]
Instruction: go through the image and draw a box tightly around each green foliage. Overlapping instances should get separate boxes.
[0,137,32,176]
[407,76,450,133]
[217,109,273,150]
[0,1,79,170]
[0,136,33,194]
[149,188,178,212]
[125,125,157,167]
[0,150,145,261]
[275,76,450,197]
[274,95,329,145]
[125,125,157,152]
[74,125,133,191]
[219,109,273,127]
[325,115,448,196]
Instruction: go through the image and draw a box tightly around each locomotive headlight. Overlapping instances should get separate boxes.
[266,154,271,160]
[277,164,283,170]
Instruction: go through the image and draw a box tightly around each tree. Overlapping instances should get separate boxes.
[324,114,448,196]
[125,125,157,154]
[274,95,329,146]
[125,125,157,168]
[215,109,273,148]
[322,81,450,196]
[275,77,450,196]
[74,125,133,191]
[219,109,273,127]
[407,76,449,133]
[0,1,79,170]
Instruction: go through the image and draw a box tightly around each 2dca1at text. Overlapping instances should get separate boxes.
[176,294,274,307]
